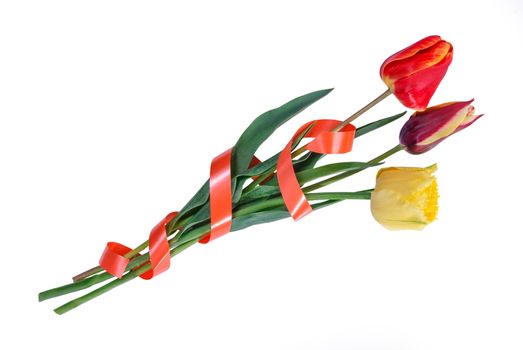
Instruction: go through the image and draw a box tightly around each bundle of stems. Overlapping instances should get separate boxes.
[39,88,405,314]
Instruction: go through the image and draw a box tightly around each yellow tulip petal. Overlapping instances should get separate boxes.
[371,165,438,231]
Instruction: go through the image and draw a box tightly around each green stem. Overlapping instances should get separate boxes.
[243,89,391,194]
[333,89,391,131]
[40,251,153,302]
[71,238,154,282]
[235,190,372,216]
[54,238,199,315]
[71,212,197,282]
[71,266,104,282]
[52,188,373,314]
[39,190,372,304]
[39,271,114,302]
[42,141,401,303]
[302,144,403,193]
[70,90,393,283]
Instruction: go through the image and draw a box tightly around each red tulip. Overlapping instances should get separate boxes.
[399,100,483,154]
[380,35,453,111]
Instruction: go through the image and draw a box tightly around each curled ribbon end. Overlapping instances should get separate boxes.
[199,234,211,244]
[99,242,132,279]
[292,206,313,221]
[98,120,356,281]
[99,212,178,280]
[278,120,356,221]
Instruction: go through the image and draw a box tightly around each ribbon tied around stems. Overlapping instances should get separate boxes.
[99,211,178,279]
[99,119,355,279]
[199,152,270,243]
[277,120,356,220]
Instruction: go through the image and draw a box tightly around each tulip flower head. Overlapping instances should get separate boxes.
[380,35,453,110]
[371,165,438,231]
[399,100,483,154]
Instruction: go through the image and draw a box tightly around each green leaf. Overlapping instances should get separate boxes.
[235,184,280,203]
[173,89,333,232]
[291,111,407,173]
[181,158,369,233]
[256,161,381,188]
[230,95,329,204]
[231,121,317,203]
[232,89,333,174]
[178,202,211,234]
[237,162,379,204]
[226,190,373,233]
[292,152,324,173]
[296,161,381,184]
[355,111,406,138]
[170,181,209,229]
[220,200,339,233]
[231,208,290,232]
[173,98,401,235]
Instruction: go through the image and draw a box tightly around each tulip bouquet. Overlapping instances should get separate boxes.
[39,35,483,314]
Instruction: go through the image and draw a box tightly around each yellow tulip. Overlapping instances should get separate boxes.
[371,165,438,230]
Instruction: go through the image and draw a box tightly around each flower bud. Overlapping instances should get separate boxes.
[371,165,438,230]
[380,35,453,110]
[399,100,483,154]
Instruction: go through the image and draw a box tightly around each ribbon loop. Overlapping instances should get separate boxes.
[200,152,270,244]
[140,211,178,280]
[99,212,178,279]
[199,148,233,244]
[99,242,132,279]
[99,119,355,279]
[277,120,356,221]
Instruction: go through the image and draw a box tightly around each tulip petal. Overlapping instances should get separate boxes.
[399,100,473,153]
[371,166,438,231]
[455,114,484,133]
[371,190,429,230]
[391,52,453,110]
[384,41,453,82]
[380,35,443,78]
[417,103,471,146]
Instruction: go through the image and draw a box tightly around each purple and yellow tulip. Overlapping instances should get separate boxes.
[399,100,483,154]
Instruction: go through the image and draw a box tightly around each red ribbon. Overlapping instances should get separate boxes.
[99,119,355,279]
[277,120,356,220]
[99,212,177,279]
[200,153,270,244]
[199,148,233,244]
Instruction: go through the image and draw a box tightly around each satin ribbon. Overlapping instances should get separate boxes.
[99,212,178,279]
[276,120,356,220]
[199,148,233,243]
[199,153,271,244]
[99,119,355,279]
[98,149,252,277]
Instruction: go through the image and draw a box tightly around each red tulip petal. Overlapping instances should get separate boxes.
[383,41,452,82]
[380,35,442,78]
[391,52,453,110]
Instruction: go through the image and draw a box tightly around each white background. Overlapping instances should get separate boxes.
[1,0,522,349]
